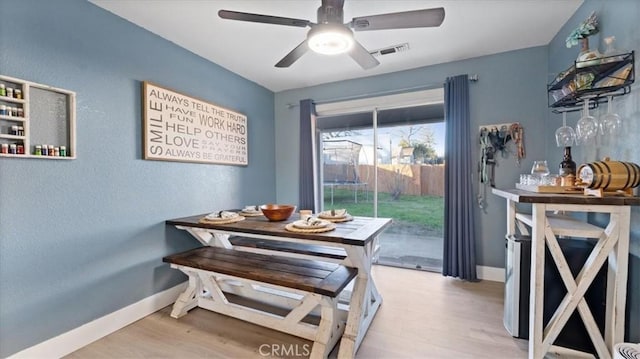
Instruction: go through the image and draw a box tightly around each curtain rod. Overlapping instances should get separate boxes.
[286,74,478,109]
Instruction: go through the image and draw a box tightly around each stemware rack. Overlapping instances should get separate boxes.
[547,51,634,113]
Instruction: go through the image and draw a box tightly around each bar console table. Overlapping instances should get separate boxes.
[492,188,639,359]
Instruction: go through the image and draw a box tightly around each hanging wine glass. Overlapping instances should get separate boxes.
[600,96,622,135]
[594,106,605,136]
[576,98,598,144]
[555,111,576,147]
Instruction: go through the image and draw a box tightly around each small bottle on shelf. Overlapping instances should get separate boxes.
[14,89,22,99]
[6,88,13,98]
[602,36,625,63]
[1,143,8,154]
[35,145,42,156]
[0,84,5,97]
[559,146,577,186]
[0,105,6,115]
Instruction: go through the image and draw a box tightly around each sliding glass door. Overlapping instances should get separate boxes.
[316,91,445,272]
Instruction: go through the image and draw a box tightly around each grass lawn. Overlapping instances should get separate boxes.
[323,188,444,234]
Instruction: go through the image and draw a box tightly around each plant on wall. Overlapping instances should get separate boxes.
[565,11,599,48]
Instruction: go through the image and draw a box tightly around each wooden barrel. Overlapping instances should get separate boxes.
[577,160,640,190]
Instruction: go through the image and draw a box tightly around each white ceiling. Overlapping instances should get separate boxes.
[90,0,583,92]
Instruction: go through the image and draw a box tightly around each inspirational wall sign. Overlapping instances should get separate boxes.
[142,81,247,165]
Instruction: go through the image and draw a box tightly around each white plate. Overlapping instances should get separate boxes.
[204,211,239,221]
[318,209,347,219]
[239,211,263,217]
[292,219,331,229]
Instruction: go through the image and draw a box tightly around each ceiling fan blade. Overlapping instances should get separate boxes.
[350,7,445,31]
[219,10,311,28]
[348,40,380,70]
[275,40,309,68]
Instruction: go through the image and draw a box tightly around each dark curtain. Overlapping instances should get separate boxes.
[443,74,477,281]
[299,99,316,212]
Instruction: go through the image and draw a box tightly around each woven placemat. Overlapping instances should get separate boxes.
[199,216,246,225]
[239,211,263,217]
[285,222,336,233]
[321,214,353,223]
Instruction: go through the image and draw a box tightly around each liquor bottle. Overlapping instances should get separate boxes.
[559,146,577,177]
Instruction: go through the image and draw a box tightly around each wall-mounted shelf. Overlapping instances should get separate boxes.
[0,75,76,159]
[0,115,27,122]
[0,134,26,140]
[0,95,26,104]
[547,51,634,112]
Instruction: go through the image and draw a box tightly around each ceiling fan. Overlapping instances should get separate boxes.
[218,0,445,70]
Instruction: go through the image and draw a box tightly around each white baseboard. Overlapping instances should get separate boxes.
[9,282,187,359]
[477,265,505,282]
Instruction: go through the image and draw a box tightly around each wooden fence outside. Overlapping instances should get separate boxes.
[324,164,445,197]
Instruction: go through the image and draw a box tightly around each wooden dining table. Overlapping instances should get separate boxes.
[166,212,392,358]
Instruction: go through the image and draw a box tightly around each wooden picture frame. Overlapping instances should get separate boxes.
[142,81,248,166]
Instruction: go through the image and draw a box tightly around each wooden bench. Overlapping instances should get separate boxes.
[228,236,348,261]
[163,246,358,359]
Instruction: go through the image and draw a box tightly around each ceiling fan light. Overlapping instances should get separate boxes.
[307,26,354,55]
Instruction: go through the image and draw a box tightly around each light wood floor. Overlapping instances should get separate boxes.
[66,265,528,358]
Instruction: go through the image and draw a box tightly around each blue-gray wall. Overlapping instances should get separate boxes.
[275,46,550,270]
[546,0,640,340]
[0,0,275,356]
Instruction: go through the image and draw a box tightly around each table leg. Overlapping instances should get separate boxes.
[529,204,546,359]
[338,244,381,358]
[506,198,516,238]
[170,269,201,319]
[338,274,366,359]
[605,207,630,351]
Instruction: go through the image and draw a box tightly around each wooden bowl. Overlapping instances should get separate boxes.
[260,204,296,221]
